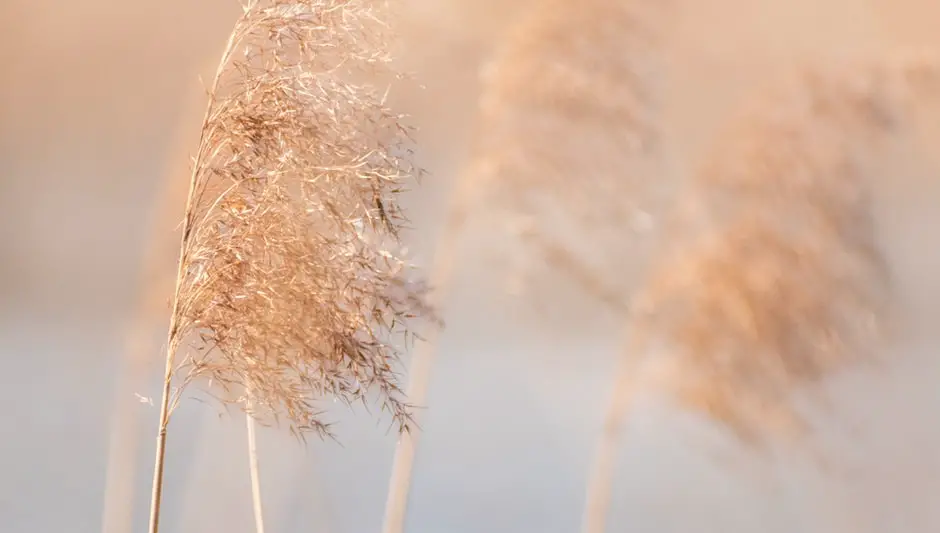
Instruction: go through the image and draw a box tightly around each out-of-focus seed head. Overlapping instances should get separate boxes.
[632,58,939,447]
[464,0,672,314]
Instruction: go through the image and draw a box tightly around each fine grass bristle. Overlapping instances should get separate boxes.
[633,58,939,447]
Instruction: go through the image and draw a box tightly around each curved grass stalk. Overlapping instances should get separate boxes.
[578,342,643,533]
[99,83,206,533]
[380,196,468,533]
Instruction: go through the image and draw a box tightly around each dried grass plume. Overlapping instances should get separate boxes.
[632,58,939,447]
[166,0,429,436]
[147,1,432,531]
[467,0,670,310]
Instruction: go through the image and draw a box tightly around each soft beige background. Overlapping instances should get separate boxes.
[2,1,940,532]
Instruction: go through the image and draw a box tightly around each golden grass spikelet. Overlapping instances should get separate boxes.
[633,58,939,447]
[467,0,668,309]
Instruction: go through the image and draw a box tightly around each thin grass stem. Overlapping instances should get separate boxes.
[246,406,266,533]
[579,343,641,533]
[147,26,234,531]
[381,195,469,533]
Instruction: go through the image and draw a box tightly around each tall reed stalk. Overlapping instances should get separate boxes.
[578,342,643,533]
[245,394,266,533]
[380,2,667,532]
[146,2,431,532]
[100,84,205,533]
[380,194,467,533]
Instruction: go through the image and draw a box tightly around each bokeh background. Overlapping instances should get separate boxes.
[2,1,940,532]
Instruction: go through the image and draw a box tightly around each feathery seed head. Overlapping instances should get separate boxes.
[465,0,670,312]
[633,58,939,447]
[166,0,432,437]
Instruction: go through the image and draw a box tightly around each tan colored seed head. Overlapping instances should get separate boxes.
[632,57,939,447]
[165,0,434,437]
